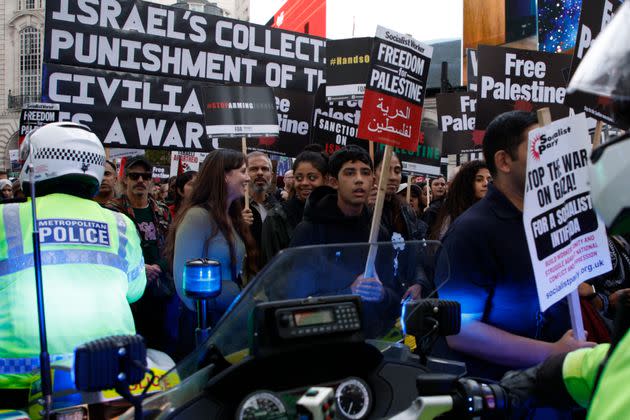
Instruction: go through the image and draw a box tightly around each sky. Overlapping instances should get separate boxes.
[147,0,464,44]
[251,0,463,43]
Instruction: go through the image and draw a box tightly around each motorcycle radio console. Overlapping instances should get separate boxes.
[250,295,364,357]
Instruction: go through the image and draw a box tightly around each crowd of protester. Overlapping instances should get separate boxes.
[2,111,628,382]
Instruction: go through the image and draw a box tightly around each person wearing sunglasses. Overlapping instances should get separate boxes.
[104,156,177,356]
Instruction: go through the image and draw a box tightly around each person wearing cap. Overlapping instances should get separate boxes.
[104,156,176,355]
[0,122,146,406]
[0,179,13,201]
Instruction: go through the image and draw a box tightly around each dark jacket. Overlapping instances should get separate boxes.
[261,196,305,265]
[380,197,428,241]
[421,196,445,230]
[291,186,383,246]
[249,193,278,249]
[288,187,421,337]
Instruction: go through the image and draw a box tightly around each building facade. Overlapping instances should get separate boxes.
[0,0,44,173]
[0,0,248,174]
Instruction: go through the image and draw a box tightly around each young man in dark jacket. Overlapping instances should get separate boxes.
[289,146,410,336]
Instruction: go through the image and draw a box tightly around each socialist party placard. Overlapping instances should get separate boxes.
[204,86,278,137]
[476,45,572,130]
[436,92,484,155]
[43,0,326,152]
[523,113,611,311]
[357,26,433,151]
[325,37,372,101]
[564,0,625,128]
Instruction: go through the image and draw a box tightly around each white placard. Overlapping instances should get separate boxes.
[169,151,209,177]
[108,148,145,159]
[524,113,611,311]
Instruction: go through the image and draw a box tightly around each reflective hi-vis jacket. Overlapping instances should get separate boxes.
[0,193,147,390]
[563,330,630,419]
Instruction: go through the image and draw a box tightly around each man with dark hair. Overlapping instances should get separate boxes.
[94,159,118,205]
[434,111,594,380]
[247,151,277,252]
[291,145,374,246]
[105,156,175,354]
[290,145,387,299]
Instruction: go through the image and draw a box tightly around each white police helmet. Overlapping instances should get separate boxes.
[590,134,630,234]
[569,2,630,233]
[19,122,105,192]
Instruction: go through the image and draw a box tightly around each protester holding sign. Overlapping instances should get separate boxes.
[370,151,428,242]
[166,149,258,358]
[435,111,595,382]
[371,150,431,300]
[428,160,491,240]
[261,150,328,265]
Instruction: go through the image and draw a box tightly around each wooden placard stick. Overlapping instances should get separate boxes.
[406,173,413,204]
[364,144,393,277]
[536,107,586,341]
[242,136,250,210]
[592,120,604,149]
[369,141,375,164]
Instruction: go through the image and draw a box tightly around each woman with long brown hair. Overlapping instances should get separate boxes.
[165,150,257,354]
[429,160,492,240]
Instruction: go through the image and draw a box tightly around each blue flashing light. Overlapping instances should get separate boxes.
[183,259,222,299]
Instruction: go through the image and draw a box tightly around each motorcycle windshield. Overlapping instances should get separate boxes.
[162,239,450,385]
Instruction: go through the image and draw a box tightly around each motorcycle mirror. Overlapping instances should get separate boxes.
[73,335,147,392]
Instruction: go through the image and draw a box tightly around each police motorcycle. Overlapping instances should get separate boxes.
[103,238,508,420]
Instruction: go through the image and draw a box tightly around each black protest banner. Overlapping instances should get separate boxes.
[467,49,478,92]
[42,63,210,150]
[43,0,326,152]
[476,45,572,129]
[436,92,483,155]
[152,165,170,181]
[325,37,372,101]
[375,124,443,176]
[212,88,314,157]
[357,26,433,151]
[204,85,278,138]
[19,103,60,148]
[564,0,625,127]
[311,84,363,154]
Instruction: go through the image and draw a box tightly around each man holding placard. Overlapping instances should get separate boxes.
[435,111,595,381]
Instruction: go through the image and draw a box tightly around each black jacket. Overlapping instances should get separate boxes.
[421,196,445,230]
[380,198,428,242]
[290,186,385,246]
[261,196,305,265]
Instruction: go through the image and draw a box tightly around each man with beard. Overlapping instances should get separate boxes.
[247,152,277,253]
[105,157,176,355]
[93,159,118,205]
